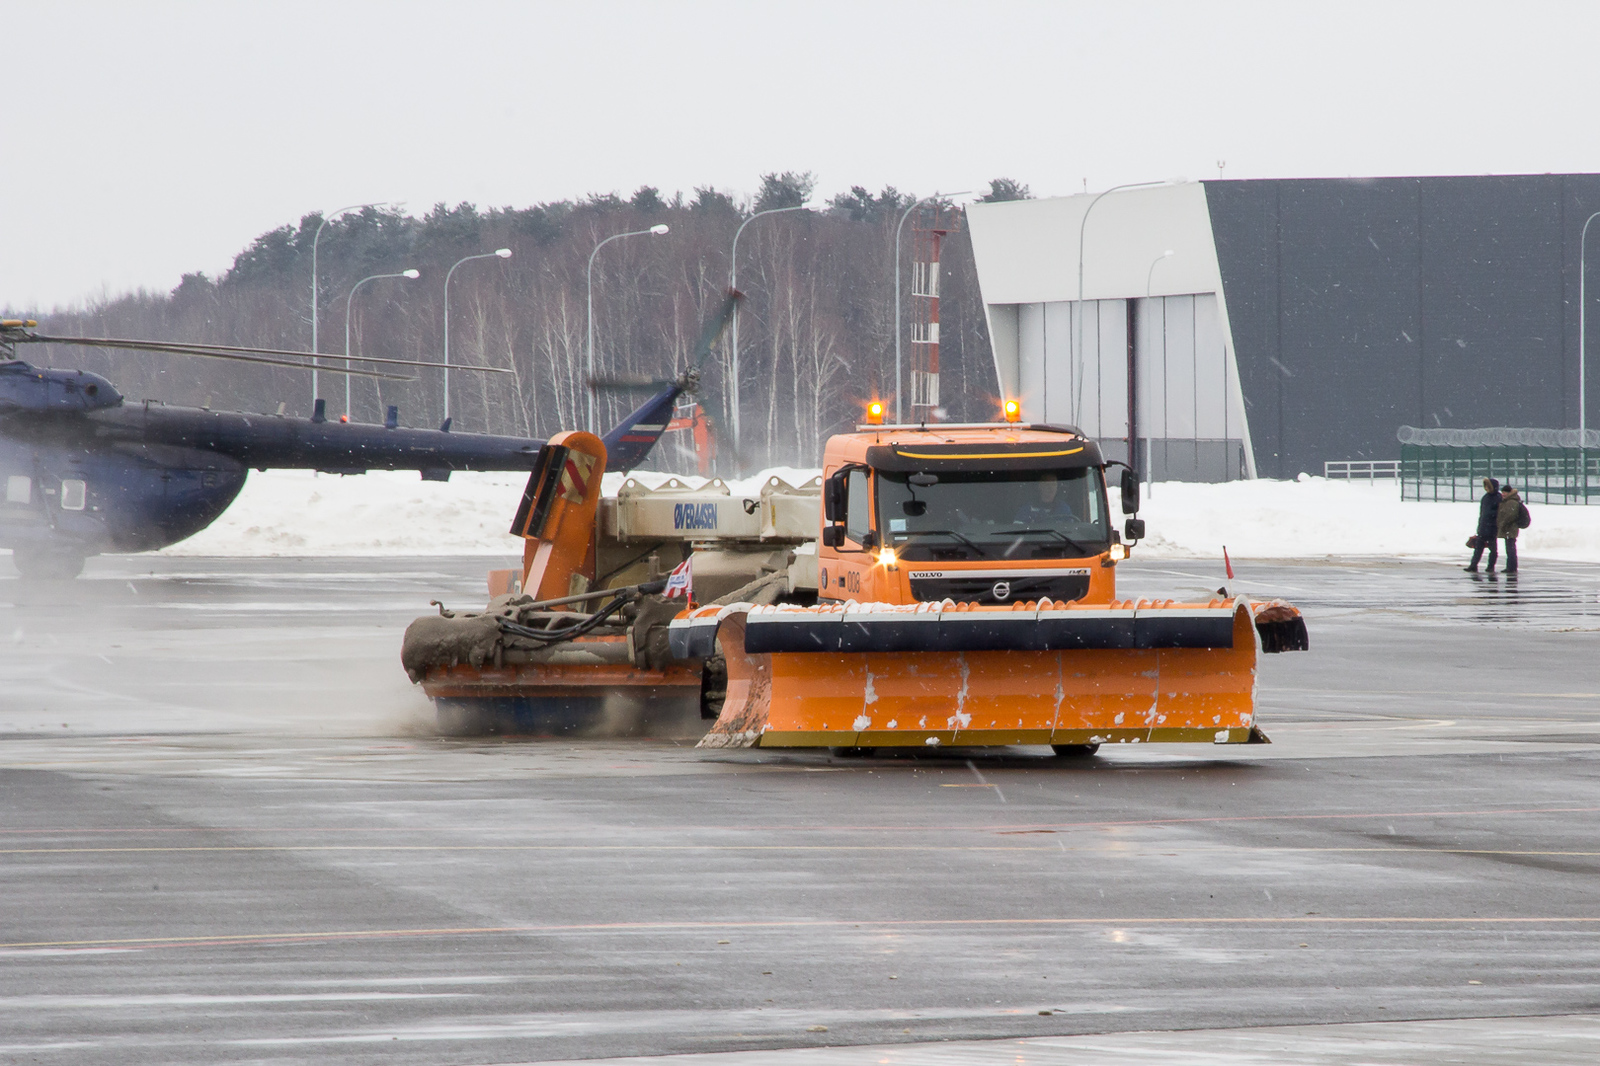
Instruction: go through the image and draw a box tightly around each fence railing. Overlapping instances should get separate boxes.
[1399,444,1600,504]
[1324,460,1401,480]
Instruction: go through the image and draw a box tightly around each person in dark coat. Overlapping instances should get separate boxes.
[1497,483,1523,575]
[1465,477,1501,572]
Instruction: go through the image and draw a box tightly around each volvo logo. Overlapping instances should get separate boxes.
[991,580,1012,601]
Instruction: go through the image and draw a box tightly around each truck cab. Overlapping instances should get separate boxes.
[816,420,1137,608]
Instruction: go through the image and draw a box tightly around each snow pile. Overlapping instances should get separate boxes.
[1136,475,1600,562]
[152,468,1600,560]
[159,467,822,557]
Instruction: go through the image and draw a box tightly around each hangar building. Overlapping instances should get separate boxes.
[965,175,1600,481]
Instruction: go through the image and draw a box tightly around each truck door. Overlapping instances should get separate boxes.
[820,467,872,600]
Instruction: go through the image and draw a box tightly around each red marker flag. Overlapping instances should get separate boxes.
[1223,546,1235,581]
[663,558,694,600]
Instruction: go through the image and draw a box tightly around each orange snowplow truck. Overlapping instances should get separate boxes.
[675,413,1307,753]
[401,408,1306,750]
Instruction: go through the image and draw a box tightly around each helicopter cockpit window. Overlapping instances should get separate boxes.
[60,479,87,511]
[5,476,30,505]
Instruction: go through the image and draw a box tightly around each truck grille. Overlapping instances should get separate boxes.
[907,569,1090,605]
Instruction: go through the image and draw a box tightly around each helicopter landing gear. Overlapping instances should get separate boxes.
[11,546,87,580]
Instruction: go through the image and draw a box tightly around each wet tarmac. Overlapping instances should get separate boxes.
[2,554,1599,1064]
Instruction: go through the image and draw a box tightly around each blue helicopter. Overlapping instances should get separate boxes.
[0,293,736,578]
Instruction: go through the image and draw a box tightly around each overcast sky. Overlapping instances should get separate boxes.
[5,0,1597,310]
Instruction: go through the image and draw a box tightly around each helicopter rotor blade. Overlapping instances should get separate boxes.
[143,338,517,375]
[19,333,511,376]
[586,290,740,397]
[587,375,678,394]
[689,289,742,374]
[18,335,415,382]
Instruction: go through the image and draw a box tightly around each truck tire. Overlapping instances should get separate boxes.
[1051,743,1100,758]
[699,653,727,720]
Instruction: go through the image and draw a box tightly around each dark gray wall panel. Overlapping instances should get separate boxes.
[1419,176,1563,431]
[1280,179,1422,478]
[1204,182,1283,473]
[1206,175,1600,479]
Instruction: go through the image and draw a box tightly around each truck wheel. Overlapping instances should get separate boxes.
[829,747,877,758]
[699,654,727,720]
[1051,743,1100,758]
[11,547,87,580]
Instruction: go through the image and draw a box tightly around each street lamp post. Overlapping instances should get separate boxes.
[443,248,512,427]
[1075,181,1164,424]
[728,204,807,468]
[343,268,420,419]
[1146,249,1175,298]
[1581,212,1600,499]
[586,224,669,432]
[1134,250,1175,482]
[311,201,387,406]
[895,191,969,423]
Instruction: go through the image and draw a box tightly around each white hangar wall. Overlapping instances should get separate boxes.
[966,184,1254,481]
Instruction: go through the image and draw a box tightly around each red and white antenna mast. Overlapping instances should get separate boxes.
[909,204,961,420]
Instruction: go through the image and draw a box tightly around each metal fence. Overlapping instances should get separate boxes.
[1324,460,1401,480]
[1397,426,1600,504]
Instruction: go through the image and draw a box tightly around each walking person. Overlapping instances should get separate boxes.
[1497,483,1526,575]
[1465,477,1502,572]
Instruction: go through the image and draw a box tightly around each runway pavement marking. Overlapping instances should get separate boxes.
[7,844,1600,857]
[9,916,1600,951]
[3,804,1595,836]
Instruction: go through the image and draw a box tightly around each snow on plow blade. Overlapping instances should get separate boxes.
[674,599,1295,750]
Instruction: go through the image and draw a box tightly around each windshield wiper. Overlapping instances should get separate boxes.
[1004,527,1101,557]
[895,529,987,557]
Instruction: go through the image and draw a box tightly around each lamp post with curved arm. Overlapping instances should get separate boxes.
[586,224,669,432]
[895,190,970,423]
[1146,249,1175,298]
[1131,250,1175,482]
[343,268,420,420]
[443,248,512,427]
[311,201,388,406]
[1581,211,1600,498]
[1075,181,1164,424]
[728,204,807,467]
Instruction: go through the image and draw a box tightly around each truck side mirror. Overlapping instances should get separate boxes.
[861,530,879,550]
[820,525,844,548]
[1124,517,1146,542]
[824,469,849,522]
[1120,468,1140,515]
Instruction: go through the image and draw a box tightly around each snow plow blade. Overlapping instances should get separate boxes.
[676,598,1297,750]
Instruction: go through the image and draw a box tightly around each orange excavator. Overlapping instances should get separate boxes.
[401,396,1307,751]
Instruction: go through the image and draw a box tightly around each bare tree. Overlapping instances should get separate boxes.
[26,179,999,458]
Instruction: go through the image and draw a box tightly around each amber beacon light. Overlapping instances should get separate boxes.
[1003,399,1021,423]
[866,401,885,425]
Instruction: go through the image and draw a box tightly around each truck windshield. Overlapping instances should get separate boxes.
[876,468,1109,561]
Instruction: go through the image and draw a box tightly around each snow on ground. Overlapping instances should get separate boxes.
[1137,474,1600,562]
[137,467,1600,561]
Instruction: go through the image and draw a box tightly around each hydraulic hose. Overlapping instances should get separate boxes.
[493,578,670,647]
